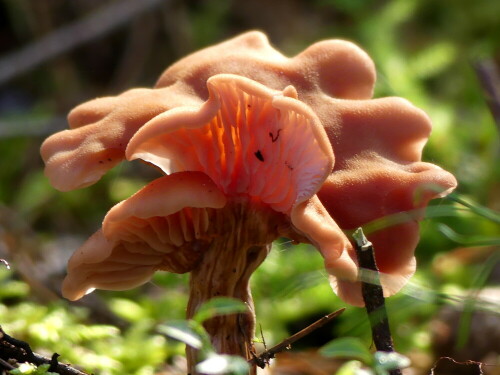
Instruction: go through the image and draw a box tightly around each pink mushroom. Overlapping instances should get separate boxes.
[40,31,457,373]
[57,76,347,373]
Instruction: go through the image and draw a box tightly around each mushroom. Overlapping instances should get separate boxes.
[59,75,349,373]
[41,31,457,373]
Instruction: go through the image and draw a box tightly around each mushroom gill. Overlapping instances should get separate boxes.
[127,75,333,213]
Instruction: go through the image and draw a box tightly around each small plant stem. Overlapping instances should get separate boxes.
[353,228,402,375]
[249,308,345,368]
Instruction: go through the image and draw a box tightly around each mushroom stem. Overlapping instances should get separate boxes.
[186,201,282,374]
[187,244,269,374]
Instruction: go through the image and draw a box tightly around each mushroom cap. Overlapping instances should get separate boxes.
[40,87,203,191]
[40,31,373,192]
[156,31,376,100]
[317,101,457,306]
[43,31,457,306]
[152,32,457,305]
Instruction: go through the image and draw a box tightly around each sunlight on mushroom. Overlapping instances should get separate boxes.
[41,31,457,374]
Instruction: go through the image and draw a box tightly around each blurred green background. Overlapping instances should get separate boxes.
[0,0,498,374]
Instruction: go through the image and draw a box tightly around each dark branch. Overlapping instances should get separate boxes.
[474,59,500,132]
[249,308,345,369]
[353,228,401,375]
[0,357,15,370]
[0,327,90,375]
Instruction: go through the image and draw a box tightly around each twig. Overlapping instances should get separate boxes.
[0,357,15,370]
[249,308,345,369]
[474,59,500,132]
[0,259,10,269]
[352,228,401,375]
[0,0,166,86]
[0,327,89,375]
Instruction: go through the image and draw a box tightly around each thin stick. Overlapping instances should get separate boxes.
[0,357,15,370]
[474,60,500,132]
[249,308,345,369]
[353,228,401,375]
[0,259,10,269]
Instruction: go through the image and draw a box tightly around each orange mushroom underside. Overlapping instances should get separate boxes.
[43,31,457,310]
[61,76,354,305]
[42,32,458,374]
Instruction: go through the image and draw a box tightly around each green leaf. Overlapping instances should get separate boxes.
[409,42,457,79]
[457,251,500,348]
[157,320,205,350]
[195,354,249,375]
[108,298,146,323]
[10,363,36,375]
[373,351,410,374]
[362,205,465,235]
[447,193,500,224]
[336,360,374,375]
[437,224,500,246]
[319,337,373,365]
[9,363,58,375]
[193,297,248,324]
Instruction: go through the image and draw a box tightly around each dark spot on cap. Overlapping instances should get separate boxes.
[254,150,264,162]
